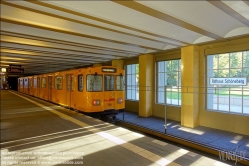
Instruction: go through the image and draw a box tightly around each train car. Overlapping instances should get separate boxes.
[18,78,23,93]
[18,66,125,122]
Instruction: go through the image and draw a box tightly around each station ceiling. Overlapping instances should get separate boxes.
[1,0,249,76]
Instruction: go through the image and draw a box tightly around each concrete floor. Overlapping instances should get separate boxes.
[0,90,244,166]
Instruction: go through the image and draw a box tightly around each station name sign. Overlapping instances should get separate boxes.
[210,77,247,86]
[7,68,24,73]
[102,68,116,73]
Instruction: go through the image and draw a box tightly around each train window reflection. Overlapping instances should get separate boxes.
[55,76,62,90]
[78,75,83,92]
[116,75,125,91]
[87,75,103,92]
[41,77,46,88]
[104,75,114,91]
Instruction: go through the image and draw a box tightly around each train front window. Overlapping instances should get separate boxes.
[104,75,114,91]
[116,75,125,91]
[87,75,102,92]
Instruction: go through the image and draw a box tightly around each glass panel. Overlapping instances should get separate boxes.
[87,75,103,92]
[131,64,136,74]
[116,75,125,91]
[41,78,46,88]
[66,75,70,90]
[217,87,229,112]
[127,89,131,99]
[127,65,131,74]
[230,52,242,68]
[230,69,242,77]
[34,78,37,88]
[158,61,165,72]
[230,87,242,113]
[243,51,249,67]
[218,54,229,69]
[178,60,181,71]
[126,64,139,100]
[207,55,214,70]
[243,86,249,114]
[218,69,229,78]
[171,60,178,71]
[104,75,114,91]
[37,78,40,88]
[70,76,74,91]
[78,75,83,92]
[55,77,62,90]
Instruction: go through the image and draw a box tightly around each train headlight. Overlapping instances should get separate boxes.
[117,98,123,104]
[93,99,101,106]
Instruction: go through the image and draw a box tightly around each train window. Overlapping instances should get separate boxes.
[104,75,114,91]
[24,79,28,88]
[41,78,46,88]
[78,75,83,92]
[55,76,63,90]
[30,79,32,87]
[34,78,37,88]
[37,78,40,88]
[20,79,23,88]
[86,75,103,92]
[116,75,125,91]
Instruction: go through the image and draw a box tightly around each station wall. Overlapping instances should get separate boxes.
[123,36,249,135]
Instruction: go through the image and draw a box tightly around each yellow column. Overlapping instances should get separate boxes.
[93,63,102,67]
[181,45,200,128]
[112,60,124,69]
[139,54,154,117]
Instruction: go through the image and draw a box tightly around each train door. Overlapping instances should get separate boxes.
[34,77,37,96]
[104,75,115,110]
[37,77,40,97]
[66,74,73,108]
[48,76,53,101]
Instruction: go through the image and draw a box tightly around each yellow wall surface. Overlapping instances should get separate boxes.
[198,36,249,135]
[122,36,249,135]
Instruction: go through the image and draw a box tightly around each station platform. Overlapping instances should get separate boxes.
[0,90,247,166]
[116,111,249,159]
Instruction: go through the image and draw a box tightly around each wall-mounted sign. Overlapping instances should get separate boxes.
[7,68,24,73]
[102,68,116,73]
[210,77,247,86]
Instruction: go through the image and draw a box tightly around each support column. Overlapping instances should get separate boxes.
[112,60,124,69]
[139,54,154,117]
[181,45,200,128]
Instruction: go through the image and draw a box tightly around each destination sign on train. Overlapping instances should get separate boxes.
[102,68,116,73]
[210,77,247,85]
[7,68,24,73]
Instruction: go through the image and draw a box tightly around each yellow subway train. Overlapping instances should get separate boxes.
[18,66,125,121]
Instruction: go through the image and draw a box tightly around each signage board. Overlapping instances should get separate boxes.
[102,68,116,73]
[209,77,247,86]
[7,68,24,73]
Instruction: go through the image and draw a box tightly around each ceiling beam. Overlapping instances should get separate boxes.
[1,17,162,51]
[1,31,140,55]
[25,0,190,45]
[1,1,183,47]
[207,0,249,27]
[112,0,223,39]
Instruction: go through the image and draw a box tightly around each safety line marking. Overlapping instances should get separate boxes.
[9,91,88,128]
